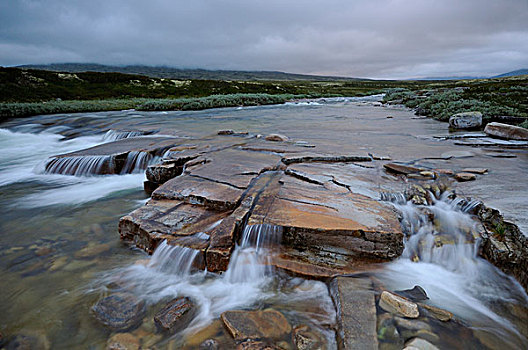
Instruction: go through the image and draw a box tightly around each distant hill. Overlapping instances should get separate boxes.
[492,69,528,78]
[16,63,364,81]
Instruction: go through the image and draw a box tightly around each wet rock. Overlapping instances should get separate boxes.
[218,129,234,135]
[440,150,474,159]
[394,286,429,302]
[394,317,431,332]
[484,122,528,141]
[476,204,528,292]
[461,168,488,174]
[154,296,196,332]
[379,291,419,319]
[454,172,476,182]
[146,162,184,185]
[377,313,402,348]
[419,171,435,179]
[448,111,482,129]
[292,325,325,350]
[119,199,228,254]
[282,154,371,165]
[92,293,146,331]
[200,339,220,350]
[403,337,439,350]
[106,333,140,350]
[383,163,423,175]
[221,309,292,341]
[265,134,289,142]
[434,169,454,176]
[330,277,378,350]
[418,304,452,322]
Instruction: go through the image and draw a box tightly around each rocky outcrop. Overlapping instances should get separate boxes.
[448,112,482,129]
[484,122,528,141]
[476,203,528,292]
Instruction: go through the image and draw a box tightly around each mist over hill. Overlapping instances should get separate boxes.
[16,63,365,81]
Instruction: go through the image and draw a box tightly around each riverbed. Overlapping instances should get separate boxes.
[0,97,526,349]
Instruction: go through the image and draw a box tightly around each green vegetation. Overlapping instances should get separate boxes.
[1,66,527,122]
[383,77,528,125]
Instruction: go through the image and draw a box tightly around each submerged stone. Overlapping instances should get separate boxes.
[418,304,453,322]
[106,333,140,350]
[154,297,196,332]
[92,293,146,331]
[403,337,439,350]
[292,325,326,350]
[221,309,292,341]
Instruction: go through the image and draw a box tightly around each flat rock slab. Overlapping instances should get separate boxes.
[119,199,230,253]
[250,175,403,263]
[484,122,528,141]
[186,148,282,189]
[152,175,245,211]
[57,136,182,157]
[221,309,292,341]
[330,277,378,350]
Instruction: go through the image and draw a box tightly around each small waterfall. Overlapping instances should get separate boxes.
[43,151,159,176]
[44,155,114,176]
[379,190,528,346]
[224,224,282,283]
[103,130,146,141]
[391,192,481,272]
[120,151,156,174]
[147,240,200,276]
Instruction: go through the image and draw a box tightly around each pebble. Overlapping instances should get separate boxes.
[454,172,477,182]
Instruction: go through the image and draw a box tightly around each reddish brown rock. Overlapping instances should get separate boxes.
[154,297,196,332]
[221,309,292,341]
[384,163,424,175]
[484,122,528,141]
[454,172,476,182]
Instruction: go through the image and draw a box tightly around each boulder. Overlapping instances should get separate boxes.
[379,291,419,318]
[448,112,482,129]
[92,293,146,331]
[221,309,292,341]
[265,134,289,142]
[484,122,528,140]
[154,297,196,332]
[454,173,476,182]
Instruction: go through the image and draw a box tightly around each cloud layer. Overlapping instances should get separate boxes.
[1,0,527,78]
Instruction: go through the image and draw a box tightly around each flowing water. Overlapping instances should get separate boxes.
[0,97,527,348]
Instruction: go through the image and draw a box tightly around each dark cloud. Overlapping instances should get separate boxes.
[1,0,527,78]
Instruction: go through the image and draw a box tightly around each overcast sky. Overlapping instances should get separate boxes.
[1,0,527,79]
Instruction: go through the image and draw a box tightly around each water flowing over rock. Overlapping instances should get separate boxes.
[448,111,482,129]
[44,136,181,175]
